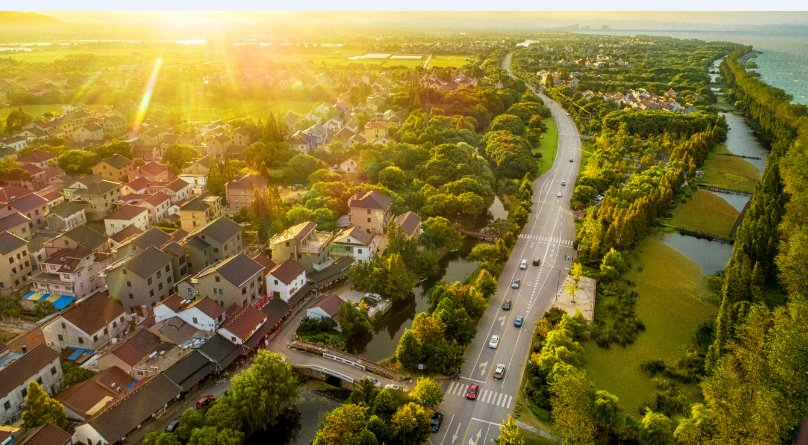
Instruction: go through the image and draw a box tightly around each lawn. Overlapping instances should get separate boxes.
[667,189,739,237]
[535,116,559,176]
[584,235,718,415]
[427,55,472,68]
[0,104,72,121]
[700,144,760,193]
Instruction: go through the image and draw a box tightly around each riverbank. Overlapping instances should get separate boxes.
[584,235,718,414]
[667,188,739,238]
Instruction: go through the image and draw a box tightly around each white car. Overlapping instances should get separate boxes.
[561,180,566,186]
[488,335,500,349]
[556,192,563,198]
[519,259,527,270]
[384,384,404,391]
[494,364,506,379]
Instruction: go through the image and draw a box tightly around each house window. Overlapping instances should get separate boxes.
[129,293,134,299]
[147,277,153,285]
[103,327,108,334]
[51,366,57,375]
[123,269,127,275]
[242,288,247,295]
[158,283,163,291]
[93,335,98,342]
[127,281,132,287]
[3,401,9,410]
[36,377,42,385]
[21,388,27,398]
[214,276,220,283]
[193,317,198,324]
[58,334,63,341]
[61,322,66,329]
[149,289,155,297]
[367,218,371,223]
[165,265,170,272]
[78,337,84,344]
[274,279,278,285]
[112,321,117,328]
[157,271,161,279]
[358,249,363,254]
[367,209,371,214]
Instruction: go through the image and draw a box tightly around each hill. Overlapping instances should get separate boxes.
[0,12,62,26]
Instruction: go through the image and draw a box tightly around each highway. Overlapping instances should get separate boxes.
[433,52,581,445]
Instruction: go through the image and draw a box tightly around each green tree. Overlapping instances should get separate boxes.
[549,367,595,445]
[283,154,324,184]
[338,301,373,343]
[410,377,444,408]
[592,390,622,437]
[384,253,416,302]
[248,186,286,243]
[599,248,627,282]
[313,404,378,445]
[163,144,202,173]
[5,107,32,135]
[0,157,30,185]
[395,329,422,370]
[420,216,463,251]
[204,400,243,432]
[392,402,431,445]
[21,381,68,430]
[188,426,244,445]
[639,410,675,445]
[475,269,497,298]
[144,432,182,445]
[61,359,96,388]
[495,415,525,445]
[57,149,99,176]
[228,350,298,435]
[565,263,583,303]
[176,408,205,443]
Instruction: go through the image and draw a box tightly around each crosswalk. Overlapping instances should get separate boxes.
[518,234,574,247]
[445,381,514,409]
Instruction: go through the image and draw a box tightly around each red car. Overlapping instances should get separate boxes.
[196,395,215,409]
[465,384,479,400]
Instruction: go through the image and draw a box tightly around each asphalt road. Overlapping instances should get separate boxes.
[432,52,581,445]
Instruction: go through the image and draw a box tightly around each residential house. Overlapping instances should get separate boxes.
[269,221,335,271]
[225,174,267,213]
[108,225,144,249]
[45,225,109,255]
[190,253,264,308]
[301,123,328,149]
[217,305,266,345]
[7,193,49,229]
[232,127,252,146]
[179,195,223,232]
[0,213,31,239]
[109,228,188,285]
[91,154,134,183]
[121,177,150,196]
[182,217,242,275]
[363,120,389,142]
[38,190,65,210]
[0,186,33,205]
[94,328,175,376]
[1,136,27,151]
[72,124,103,143]
[72,373,182,445]
[73,179,122,220]
[17,151,55,170]
[266,259,307,303]
[348,190,392,235]
[206,133,232,159]
[0,345,62,424]
[45,201,87,232]
[42,292,126,353]
[138,162,172,183]
[287,134,309,154]
[141,192,172,222]
[101,115,126,138]
[160,178,192,204]
[337,157,358,174]
[17,423,72,445]
[331,226,377,263]
[392,211,422,239]
[306,294,344,326]
[0,231,33,296]
[104,246,175,315]
[154,294,225,332]
[104,204,149,236]
[56,365,136,421]
[29,244,110,300]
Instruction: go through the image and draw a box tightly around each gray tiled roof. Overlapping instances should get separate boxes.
[0,231,26,254]
[198,217,241,243]
[125,245,172,277]
[213,253,263,287]
[47,201,86,218]
[63,225,108,251]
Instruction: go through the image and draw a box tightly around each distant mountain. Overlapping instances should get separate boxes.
[0,11,62,26]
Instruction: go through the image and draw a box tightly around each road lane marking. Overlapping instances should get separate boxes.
[440,414,457,445]
[506,395,513,409]
[497,393,504,406]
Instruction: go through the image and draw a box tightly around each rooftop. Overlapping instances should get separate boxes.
[349,190,392,211]
[197,216,241,243]
[123,245,172,278]
[57,292,125,336]
[0,231,27,254]
[393,211,421,237]
[0,345,59,397]
[309,294,344,319]
[269,259,305,285]
[47,201,86,219]
[270,220,316,245]
[219,305,266,341]
[8,193,48,213]
[106,204,148,221]
[100,154,132,170]
[197,253,263,287]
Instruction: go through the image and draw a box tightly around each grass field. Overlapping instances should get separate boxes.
[0,104,72,121]
[584,235,718,415]
[535,116,559,176]
[427,55,472,68]
[701,144,760,193]
[667,189,739,237]
[151,97,319,121]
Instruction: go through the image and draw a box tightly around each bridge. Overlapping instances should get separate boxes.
[460,229,497,242]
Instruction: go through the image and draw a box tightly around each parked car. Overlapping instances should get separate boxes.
[494,364,506,379]
[519,259,527,269]
[165,419,180,432]
[466,384,480,400]
[196,395,215,409]
[511,279,521,289]
[384,384,404,391]
[502,299,511,311]
[431,412,444,433]
[363,376,381,388]
[489,335,500,349]
[532,258,541,266]
[514,316,524,327]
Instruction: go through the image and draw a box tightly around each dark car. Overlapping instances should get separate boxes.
[502,299,512,311]
[514,316,524,327]
[532,258,541,266]
[196,395,215,409]
[431,412,444,433]
[511,279,521,289]
[466,384,479,400]
[569,158,574,162]
[165,418,180,433]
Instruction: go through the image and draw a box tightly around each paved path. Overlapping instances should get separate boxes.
[433,51,581,445]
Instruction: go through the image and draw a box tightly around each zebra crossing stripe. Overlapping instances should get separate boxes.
[506,395,513,409]
[497,393,504,406]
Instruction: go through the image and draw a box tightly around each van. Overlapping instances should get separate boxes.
[519,259,527,270]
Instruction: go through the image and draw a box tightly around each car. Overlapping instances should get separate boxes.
[363,376,381,388]
[502,299,512,311]
[494,364,506,379]
[489,335,500,349]
[196,395,215,409]
[384,384,404,391]
[519,259,527,269]
[556,192,563,198]
[466,384,480,400]
[569,158,574,162]
[431,412,444,433]
[514,316,524,327]
[165,418,180,433]
[532,257,541,266]
[561,180,566,186]
[511,279,521,289]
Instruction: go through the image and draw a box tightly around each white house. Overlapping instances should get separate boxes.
[42,292,127,352]
[142,192,172,222]
[331,226,376,263]
[266,259,307,303]
[104,204,149,236]
[306,294,344,325]
[0,345,62,424]
[217,305,267,345]
[338,157,358,174]
[154,294,226,332]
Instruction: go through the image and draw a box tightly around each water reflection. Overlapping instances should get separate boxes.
[708,190,749,213]
[720,112,769,173]
[661,233,734,276]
